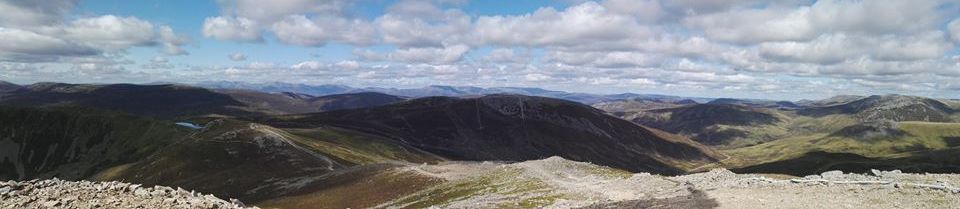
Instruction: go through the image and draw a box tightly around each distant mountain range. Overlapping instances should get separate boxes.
[0,82,407,118]
[196,81,713,104]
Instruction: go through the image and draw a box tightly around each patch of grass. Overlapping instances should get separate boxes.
[382,167,562,209]
[724,121,960,169]
[283,127,445,165]
[255,168,443,209]
[784,114,858,135]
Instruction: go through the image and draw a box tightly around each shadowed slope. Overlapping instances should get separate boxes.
[268,94,721,175]
[0,83,252,118]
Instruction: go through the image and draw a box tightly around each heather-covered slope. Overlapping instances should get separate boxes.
[0,107,191,180]
[269,95,722,175]
[0,80,20,92]
[0,83,252,118]
[626,104,787,147]
[216,89,405,114]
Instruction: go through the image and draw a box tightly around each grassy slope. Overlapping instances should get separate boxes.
[94,117,444,203]
[254,164,444,209]
[283,127,445,165]
[723,121,960,170]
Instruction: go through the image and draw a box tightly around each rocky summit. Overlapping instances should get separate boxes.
[0,179,256,209]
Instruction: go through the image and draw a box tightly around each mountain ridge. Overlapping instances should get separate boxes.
[267,94,722,175]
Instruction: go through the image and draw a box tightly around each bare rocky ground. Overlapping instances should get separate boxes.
[588,168,960,209]
[387,157,960,208]
[0,179,257,209]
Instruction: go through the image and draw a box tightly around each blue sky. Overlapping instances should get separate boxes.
[1,0,960,100]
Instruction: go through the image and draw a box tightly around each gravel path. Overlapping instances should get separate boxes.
[0,179,257,209]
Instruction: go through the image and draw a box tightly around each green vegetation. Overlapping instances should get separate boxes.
[283,127,444,165]
[255,166,443,209]
[724,121,960,169]
[0,106,190,180]
[383,167,562,209]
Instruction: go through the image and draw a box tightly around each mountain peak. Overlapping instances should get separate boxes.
[799,94,954,122]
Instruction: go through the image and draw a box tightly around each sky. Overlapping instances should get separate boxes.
[1,0,960,100]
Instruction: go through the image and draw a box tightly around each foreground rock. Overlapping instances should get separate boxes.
[0,179,257,209]
[372,157,960,209]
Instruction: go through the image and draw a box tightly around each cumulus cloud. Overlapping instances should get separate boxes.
[159,26,189,55]
[0,2,192,67]
[203,0,348,43]
[58,15,157,50]
[0,27,99,62]
[202,16,262,42]
[271,15,376,46]
[684,0,944,44]
[0,0,77,27]
[473,1,654,50]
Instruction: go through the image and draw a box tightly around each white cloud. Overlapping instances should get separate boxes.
[485,48,530,64]
[0,0,76,27]
[73,62,126,75]
[228,52,247,61]
[949,18,960,43]
[601,0,663,22]
[0,62,40,73]
[159,26,189,55]
[0,27,99,62]
[58,15,157,51]
[548,51,664,68]
[335,60,360,69]
[474,2,654,50]
[202,16,262,42]
[684,0,944,44]
[376,10,472,48]
[228,0,344,23]
[759,32,951,64]
[291,61,326,70]
[524,73,551,81]
[386,45,470,64]
[271,15,376,46]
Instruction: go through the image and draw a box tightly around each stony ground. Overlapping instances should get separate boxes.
[588,168,960,209]
[0,179,257,209]
[385,157,960,208]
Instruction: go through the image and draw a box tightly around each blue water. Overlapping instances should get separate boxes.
[175,122,203,130]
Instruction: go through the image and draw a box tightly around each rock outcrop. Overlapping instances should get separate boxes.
[0,179,257,208]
